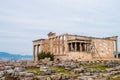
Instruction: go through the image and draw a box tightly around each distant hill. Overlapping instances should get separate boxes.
[0,52,32,60]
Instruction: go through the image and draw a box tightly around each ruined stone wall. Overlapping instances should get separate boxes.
[92,39,114,59]
[48,35,67,56]
[41,39,50,52]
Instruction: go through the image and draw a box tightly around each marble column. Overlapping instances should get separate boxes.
[38,45,40,53]
[51,38,53,54]
[64,35,69,55]
[36,45,39,63]
[69,43,71,51]
[50,38,53,54]
[34,45,37,63]
[35,45,37,62]
[56,37,58,55]
[62,36,64,54]
[86,44,88,52]
[75,42,77,52]
[115,40,118,58]
[84,43,86,52]
[71,43,73,51]
[54,38,56,54]
[55,37,57,54]
[58,36,60,55]
[49,38,51,53]
[39,45,41,53]
[80,43,82,52]
[33,45,35,62]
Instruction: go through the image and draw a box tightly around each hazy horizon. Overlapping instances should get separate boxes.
[0,0,120,55]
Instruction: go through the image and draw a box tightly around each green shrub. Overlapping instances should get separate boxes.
[38,52,54,61]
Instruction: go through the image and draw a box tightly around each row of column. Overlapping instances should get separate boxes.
[33,45,40,63]
[33,35,67,62]
[49,35,66,55]
[68,42,90,52]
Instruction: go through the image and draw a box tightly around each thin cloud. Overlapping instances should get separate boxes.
[0,0,120,55]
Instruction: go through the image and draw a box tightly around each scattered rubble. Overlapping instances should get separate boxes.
[0,60,120,80]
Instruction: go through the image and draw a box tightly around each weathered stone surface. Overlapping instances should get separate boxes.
[73,68,84,74]
[47,61,53,66]
[24,77,34,80]
[57,63,64,67]
[0,66,5,71]
[0,71,4,78]
[61,74,70,79]
[1,60,120,80]
[69,62,78,69]
[106,65,120,72]
[5,66,12,70]
[24,73,34,80]
[25,73,34,77]
[77,76,94,80]
[42,58,50,64]
[19,72,26,77]
[47,77,51,80]
[84,72,91,76]
[51,74,61,80]
[36,76,47,80]
[5,69,14,76]
[40,66,48,72]
[14,72,19,78]
[14,67,25,72]
[0,77,5,80]
[44,69,55,75]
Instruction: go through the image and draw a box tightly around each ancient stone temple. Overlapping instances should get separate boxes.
[33,32,118,62]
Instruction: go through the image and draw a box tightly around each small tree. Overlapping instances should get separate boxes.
[38,51,54,61]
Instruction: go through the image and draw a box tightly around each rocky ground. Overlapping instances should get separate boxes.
[0,59,120,80]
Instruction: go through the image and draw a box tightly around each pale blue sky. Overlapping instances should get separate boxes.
[0,0,120,55]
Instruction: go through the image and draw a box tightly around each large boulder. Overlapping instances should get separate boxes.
[14,67,25,72]
[47,61,53,66]
[18,72,26,80]
[0,71,4,78]
[57,63,64,68]
[69,62,77,69]
[42,58,50,65]
[44,69,55,75]
[5,66,12,70]
[0,66,5,71]
[5,69,14,76]
[14,72,19,78]
[0,77,5,80]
